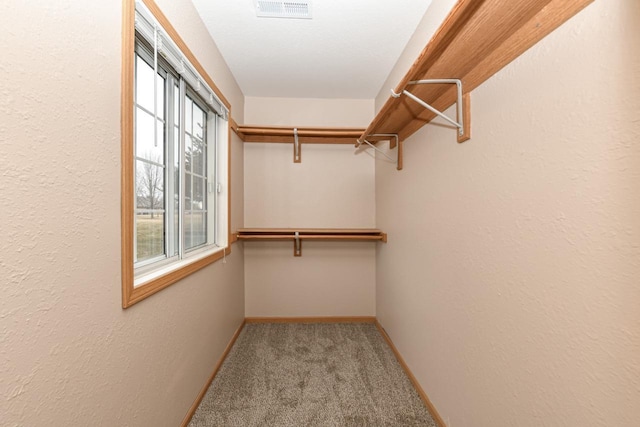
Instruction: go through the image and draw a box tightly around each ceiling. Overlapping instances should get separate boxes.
[191,0,433,99]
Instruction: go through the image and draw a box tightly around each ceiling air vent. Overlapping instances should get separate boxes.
[254,1,312,19]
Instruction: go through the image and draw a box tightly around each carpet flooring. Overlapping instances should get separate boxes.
[189,322,437,427]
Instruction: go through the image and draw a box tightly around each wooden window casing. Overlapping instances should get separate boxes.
[121,0,233,308]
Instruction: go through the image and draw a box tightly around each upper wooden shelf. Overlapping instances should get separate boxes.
[236,228,387,256]
[233,123,365,145]
[237,228,386,240]
[361,0,593,144]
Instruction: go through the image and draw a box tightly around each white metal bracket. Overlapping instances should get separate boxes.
[391,79,470,141]
[293,127,301,163]
[355,133,403,170]
[294,231,302,256]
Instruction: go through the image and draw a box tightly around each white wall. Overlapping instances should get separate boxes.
[375,1,640,426]
[0,1,245,426]
[243,97,377,317]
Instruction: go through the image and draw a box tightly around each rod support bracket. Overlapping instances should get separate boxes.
[294,231,302,256]
[293,128,301,163]
[355,134,402,170]
[395,79,470,140]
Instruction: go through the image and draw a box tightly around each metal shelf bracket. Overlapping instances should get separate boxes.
[294,231,302,256]
[293,128,301,163]
[391,79,470,142]
[355,133,403,170]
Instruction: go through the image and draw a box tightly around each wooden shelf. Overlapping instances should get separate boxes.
[233,124,365,145]
[236,228,387,256]
[361,0,593,145]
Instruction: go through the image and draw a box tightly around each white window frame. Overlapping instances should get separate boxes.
[121,0,232,308]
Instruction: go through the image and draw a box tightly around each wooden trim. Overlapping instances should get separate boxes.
[375,321,447,427]
[237,229,385,239]
[236,125,365,144]
[125,247,231,308]
[238,228,386,256]
[457,92,471,143]
[237,228,387,256]
[362,0,593,146]
[121,0,234,308]
[229,117,240,135]
[238,235,385,241]
[121,0,135,308]
[180,319,246,427]
[227,110,233,251]
[245,316,376,324]
[237,228,383,234]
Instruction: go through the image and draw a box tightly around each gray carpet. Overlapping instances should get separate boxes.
[189,322,437,427]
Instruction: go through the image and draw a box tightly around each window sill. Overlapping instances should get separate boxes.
[123,245,231,308]
[134,245,223,287]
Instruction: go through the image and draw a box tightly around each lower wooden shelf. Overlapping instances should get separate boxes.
[235,228,387,256]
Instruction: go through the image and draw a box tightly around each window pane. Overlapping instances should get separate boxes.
[193,104,204,139]
[174,84,180,123]
[185,98,192,134]
[136,211,165,261]
[184,211,192,249]
[192,136,205,176]
[135,160,165,210]
[171,134,180,257]
[185,134,192,173]
[135,55,154,112]
[185,212,206,249]
[185,172,192,210]
[135,55,165,118]
[156,76,165,120]
[135,108,164,163]
[193,177,204,210]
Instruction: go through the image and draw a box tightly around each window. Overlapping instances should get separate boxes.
[121,0,231,307]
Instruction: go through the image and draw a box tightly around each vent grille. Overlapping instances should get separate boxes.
[255,1,312,19]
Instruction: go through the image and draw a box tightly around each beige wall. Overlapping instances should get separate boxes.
[245,242,376,317]
[375,0,457,112]
[4,1,637,425]
[245,96,372,127]
[0,1,245,426]
[243,97,377,316]
[375,1,640,426]
[244,143,375,228]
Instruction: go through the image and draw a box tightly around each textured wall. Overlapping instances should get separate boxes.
[0,1,245,426]
[375,0,640,426]
[243,97,377,317]
[244,242,376,317]
[244,96,373,127]
[244,143,375,228]
[374,0,457,113]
